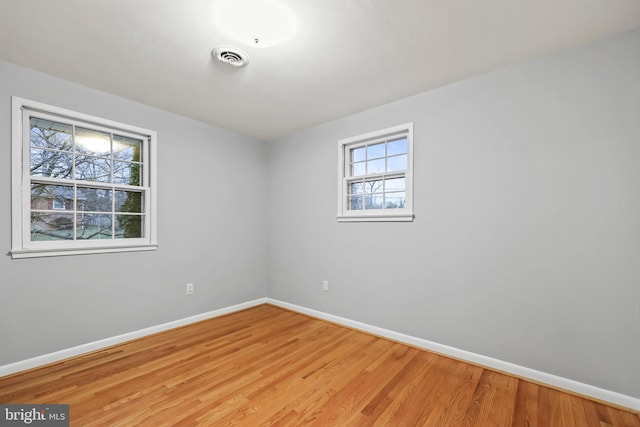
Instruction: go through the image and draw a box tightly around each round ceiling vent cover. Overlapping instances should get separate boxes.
[212,45,249,67]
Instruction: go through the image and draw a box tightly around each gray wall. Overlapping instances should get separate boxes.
[267,28,640,398]
[0,61,268,365]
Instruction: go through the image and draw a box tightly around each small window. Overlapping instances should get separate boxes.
[11,97,157,258]
[337,123,414,222]
[52,198,66,210]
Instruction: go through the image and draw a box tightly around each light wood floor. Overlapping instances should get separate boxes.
[0,304,638,426]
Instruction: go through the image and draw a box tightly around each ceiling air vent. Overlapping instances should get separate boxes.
[212,45,249,68]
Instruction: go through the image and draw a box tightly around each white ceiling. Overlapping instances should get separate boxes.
[1,0,639,141]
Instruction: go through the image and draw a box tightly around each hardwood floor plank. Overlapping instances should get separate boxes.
[359,349,427,418]
[366,351,438,425]
[461,369,500,426]
[550,388,582,427]
[580,398,608,427]
[1,304,638,426]
[484,372,518,426]
[512,380,539,427]
[428,362,484,426]
[402,357,473,425]
[305,343,417,426]
[608,405,640,427]
[537,385,552,426]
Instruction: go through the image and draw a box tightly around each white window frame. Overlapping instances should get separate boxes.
[337,122,414,222]
[11,96,158,259]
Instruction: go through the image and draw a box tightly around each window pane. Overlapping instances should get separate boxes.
[351,162,366,177]
[351,146,365,163]
[30,118,73,151]
[348,182,364,195]
[385,177,405,192]
[385,192,406,209]
[31,213,74,241]
[75,156,111,182]
[348,195,363,210]
[75,127,111,156]
[386,154,407,172]
[115,190,143,213]
[367,143,385,159]
[387,137,407,156]
[77,188,112,212]
[113,161,142,186]
[364,180,383,194]
[52,199,66,210]
[31,184,74,211]
[367,158,385,174]
[30,149,74,179]
[113,135,142,162]
[115,215,144,238]
[365,194,383,209]
[77,214,112,239]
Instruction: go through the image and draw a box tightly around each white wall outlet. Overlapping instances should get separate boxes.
[186,283,194,295]
[322,280,329,291]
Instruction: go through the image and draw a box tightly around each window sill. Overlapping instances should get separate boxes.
[337,213,414,222]
[10,244,158,259]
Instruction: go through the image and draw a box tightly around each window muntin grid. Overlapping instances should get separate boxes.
[346,137,408,211]
[28,116,146,241]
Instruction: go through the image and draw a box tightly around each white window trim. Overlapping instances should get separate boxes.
[11,96,158,259]
[337,122,414,222]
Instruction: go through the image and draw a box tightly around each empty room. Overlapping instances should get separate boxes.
[1,0,639,425]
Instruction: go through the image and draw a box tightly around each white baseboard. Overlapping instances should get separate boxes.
[266,298,640,412]
[0,298,267,378]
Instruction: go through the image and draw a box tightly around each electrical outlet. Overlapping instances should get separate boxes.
[322,280,329,291]
[186,283,194,295]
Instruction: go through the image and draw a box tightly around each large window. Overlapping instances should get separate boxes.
[11,97,157,258]
[337,123,414,222]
